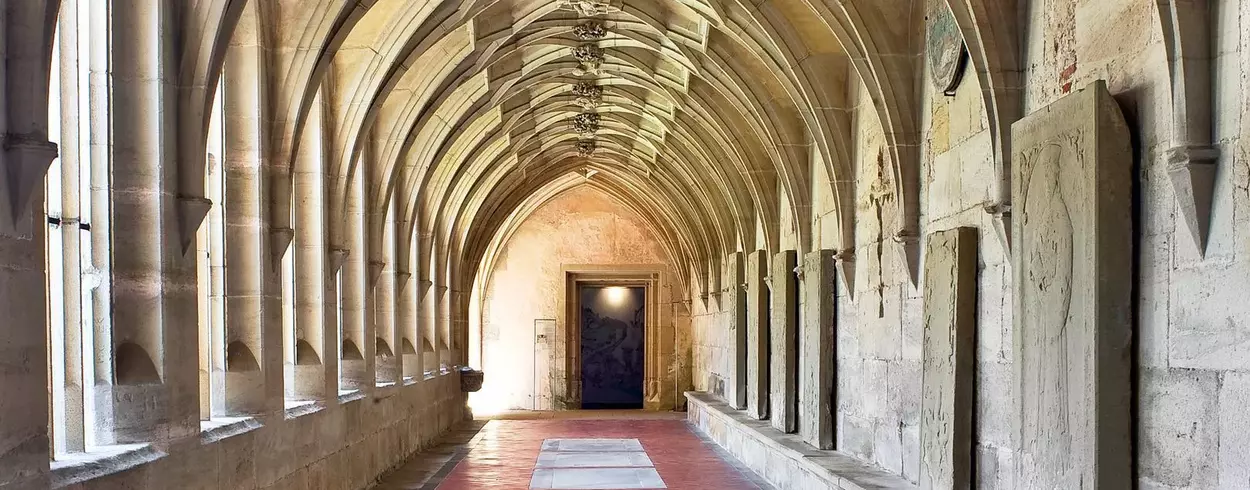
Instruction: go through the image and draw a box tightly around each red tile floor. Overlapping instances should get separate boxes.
[374,411,768,490]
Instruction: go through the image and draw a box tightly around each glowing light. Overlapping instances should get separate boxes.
[603,286,629,305]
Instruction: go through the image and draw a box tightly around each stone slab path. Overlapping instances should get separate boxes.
[372,412,769,490]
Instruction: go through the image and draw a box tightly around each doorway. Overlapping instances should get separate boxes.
[578,286,646,409]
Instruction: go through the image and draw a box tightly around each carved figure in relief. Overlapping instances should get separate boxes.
[1019,136,1078,482]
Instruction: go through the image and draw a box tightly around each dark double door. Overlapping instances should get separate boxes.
[579,286,645,409]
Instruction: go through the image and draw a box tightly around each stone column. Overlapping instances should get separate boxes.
[744,250,769,419]
[919,227,977,489]
[398,239,420,381]
[799,249,835,449]
[728,252,748,409]
[0,2,58,481]
[370,200,401,385]
[53,2,87,452]
[436,284,450,370]
[220,47,273,415]
[769,250,798,433]
[341,163,374,391]
[103,0,199,444]
[291,91,333,402]
[418,280,437,374]
[1010,80,1133,487]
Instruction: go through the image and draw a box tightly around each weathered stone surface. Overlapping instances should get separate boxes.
[1010,80,1133,489]
[730,252,748,409]
[919,227,977,489]
[799,249,836,449]
[769,250,798,434]
[745,250,769,420]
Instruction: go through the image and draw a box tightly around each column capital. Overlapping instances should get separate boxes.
[0,132,57,236]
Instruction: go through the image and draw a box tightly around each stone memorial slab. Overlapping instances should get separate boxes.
[730,252,748,409]
[919,227,977,489]
[770,250,798,434]
[799,249,836,449]
[746,250,770,420]
[1010,79,1133,488]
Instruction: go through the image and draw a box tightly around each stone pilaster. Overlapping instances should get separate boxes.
[341,166,374,392]
[101,0,199,444]
[0,201,50,488]
[291,97,328,401]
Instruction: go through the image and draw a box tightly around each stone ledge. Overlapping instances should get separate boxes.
[200,416,262,444]
[685,392,915,490]
[50,444,163,487]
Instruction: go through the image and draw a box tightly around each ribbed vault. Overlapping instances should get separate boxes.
[166,0,958,359]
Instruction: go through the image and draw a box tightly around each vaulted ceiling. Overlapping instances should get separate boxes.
[171,0,1019,294]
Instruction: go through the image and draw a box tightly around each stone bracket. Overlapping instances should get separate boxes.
[176,196,213,255]
[396,271,413,292]
[0,133,57,236]
[892,228,920,287]
[268,227,294,269]
[833,248,855,302]
[982,200,1013,251]
[328,248,350,275]
[368,260,386,286]
[1167,145,1219,256]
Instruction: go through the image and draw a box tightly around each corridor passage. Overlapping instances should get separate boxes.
[375,412,768,490]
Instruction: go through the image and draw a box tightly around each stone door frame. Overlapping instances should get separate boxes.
[555,265,672,411]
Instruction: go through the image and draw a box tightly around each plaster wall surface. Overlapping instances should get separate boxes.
[478,186,677,412]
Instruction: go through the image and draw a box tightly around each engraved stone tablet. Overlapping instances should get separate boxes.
[1010,80,1133,488]
[799,250,836,449]
[746,250,769,420]
[770,250,798,433]
[919,227,977,489]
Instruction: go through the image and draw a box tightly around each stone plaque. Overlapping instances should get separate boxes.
[799,250,836,449]
[745,250,770,420]
[730,252,748,409]
[919,227,977,489]
[926,3,967,96]
[770,250,798,433]
[1011,80,1133,488]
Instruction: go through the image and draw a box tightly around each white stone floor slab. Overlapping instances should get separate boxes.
[540,438,645,452]
[529,468,667,489]
[535,451,654,468]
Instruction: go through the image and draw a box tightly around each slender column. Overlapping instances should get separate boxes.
[398,231,420,381]
[106,0,199,443]
[769,250,798,433]
[54,1,86,452]
[799,250,836,449]
[88,0,115,444]
[221,49,271,414]
[371,197,401,385]
[744,250,769,419]
[419,280,437,374]
[341,162,373,391]
[292,92,327,400]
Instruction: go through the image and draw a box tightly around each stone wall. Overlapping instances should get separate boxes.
[690,0,1250,486]
[478,186,679,411]
[57,374,464,490]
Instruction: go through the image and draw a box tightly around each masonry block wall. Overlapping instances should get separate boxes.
[689,0,1250,487]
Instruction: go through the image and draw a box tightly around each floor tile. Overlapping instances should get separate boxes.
[530,468,666,489]
[535,451,654,468]
[540,438,645,452]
